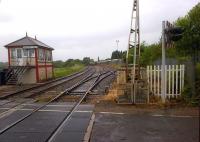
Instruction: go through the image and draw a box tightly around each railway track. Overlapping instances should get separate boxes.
[0,69,114,140]
[0,67,92,100]
[0,66,112,117]
[0,66,95,121]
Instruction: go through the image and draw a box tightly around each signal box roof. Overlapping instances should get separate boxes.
[5,35,54,50]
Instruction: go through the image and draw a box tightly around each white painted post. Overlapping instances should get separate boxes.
[150,65,153,92]
[147,66,149,84]
[147,64,184,98]
[176,65,178,96]
[157,65,160,95]
[154,65,156,95]
[165,65,167,98]
[161,21,166,103]
[182,65,185,92]
[168,65,171,97]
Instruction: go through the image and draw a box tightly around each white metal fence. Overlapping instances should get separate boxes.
[147,65,185,98]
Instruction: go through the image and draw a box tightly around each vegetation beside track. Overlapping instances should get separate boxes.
[54,64,85,78]
[111,3,200,105]
[53,58,95,78]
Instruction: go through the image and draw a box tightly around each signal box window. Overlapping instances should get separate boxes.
[16,49,22,58]
[29,49,35,57]
[11,48,16,59]
[38,49,44,61]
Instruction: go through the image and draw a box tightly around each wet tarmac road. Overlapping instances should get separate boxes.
[91,113,199,142]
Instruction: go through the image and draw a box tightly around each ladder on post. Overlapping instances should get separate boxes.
[126,0,141,103]
[117,0,149,104]
[126,0,149,104]
[126,0,140,81]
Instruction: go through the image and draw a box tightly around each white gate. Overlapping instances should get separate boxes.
[147,65,185,98]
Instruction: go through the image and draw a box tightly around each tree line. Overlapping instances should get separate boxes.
[53,57,94,68]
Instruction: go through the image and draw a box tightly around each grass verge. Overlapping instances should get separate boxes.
[54,64,85,78]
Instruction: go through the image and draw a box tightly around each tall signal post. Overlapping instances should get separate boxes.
[161,21,184,103]
[126,0,140,103]
[161,21,166,103]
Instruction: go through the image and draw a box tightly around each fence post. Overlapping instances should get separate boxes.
[168,65,171,97]
[147,66,149,84]
[150,65,152,92]
[157,65,160,95]
[176,65,178,96]
[147,64,184,98]
[182,65,185,92]
[172,65,175,96]
[154,65,156,95]
[165,65,167,98]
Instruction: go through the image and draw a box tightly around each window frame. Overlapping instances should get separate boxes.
[11,48,16,59]
[16,48,22,58]
[38,48,44,61]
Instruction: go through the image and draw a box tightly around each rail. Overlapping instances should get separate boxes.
[0,66,90,99]
[0,70,114,140]
[0,71,95,134]
[47,71,114,142]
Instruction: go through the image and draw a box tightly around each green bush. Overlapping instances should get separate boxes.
[181,63,200,106]
[195,63,200,105]
[196,63,200,78]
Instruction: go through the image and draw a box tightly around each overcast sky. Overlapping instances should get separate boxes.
[0,0,198,62]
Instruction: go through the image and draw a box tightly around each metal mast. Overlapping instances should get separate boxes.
[126,0,140,82]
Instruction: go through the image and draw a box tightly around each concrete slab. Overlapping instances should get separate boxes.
[62,117,91,132]
[8,120,61,133]
[27,111,67,119]
[0,110,32,131]
[72,112,93,118]
[42,105,73,111]
[52,132,85,142]
[0,103,94,142]
[6,112,66,132]
[51,110,94,142]
[0,132,50,142]
[76,105,94,111]
[21,104,42,110]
